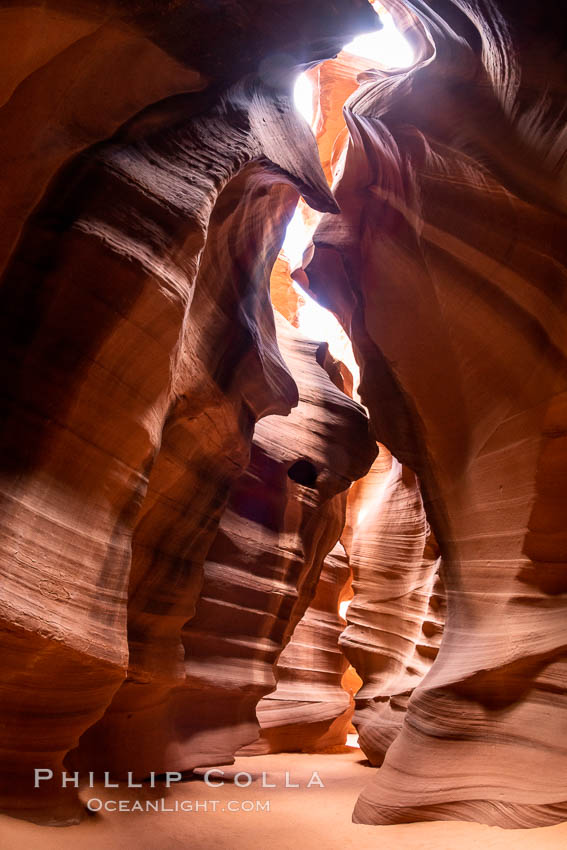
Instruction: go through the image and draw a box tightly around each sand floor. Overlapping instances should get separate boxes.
[1,748,566,849]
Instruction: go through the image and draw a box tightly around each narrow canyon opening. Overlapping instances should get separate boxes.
[1,0,567,848]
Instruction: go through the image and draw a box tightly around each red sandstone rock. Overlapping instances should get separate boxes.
[270,254,302,327]
[0,150,298,822]
[245,541,354,754]
[0,0,379,278]
[300,0,567,829]
[340,445,443,765]
[307,52,376,184]
[0,0,379,819]
[75,312,375,777]
[2,0,567,835]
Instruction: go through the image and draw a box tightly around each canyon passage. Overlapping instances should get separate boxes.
[0,0,567,847]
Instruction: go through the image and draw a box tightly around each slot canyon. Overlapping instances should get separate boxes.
[0,1,566,848]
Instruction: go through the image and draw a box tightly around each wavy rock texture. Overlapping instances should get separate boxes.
[340,445,443,765]
[244,541,354,755]
[76,312,376,776]
[0,123,296,823]
[0,0,379,277]
[307,52,374,184]
[300,0,567,829]
[0,0,380,823]
[3,0,567,834]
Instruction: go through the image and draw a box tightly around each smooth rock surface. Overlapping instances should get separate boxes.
[341,445,444,765]
[301,0,567,829]
[247,542,355,754]
[75,311,376,778]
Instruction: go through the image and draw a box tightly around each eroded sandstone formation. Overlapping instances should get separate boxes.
[0,139,298,823]
[75,313,375,776]
[246,541,354,755]
[0,0,379,824]
[300,0,567,830]
[1,0,567,834]
[0,0,379,278]
[340,445,444,765]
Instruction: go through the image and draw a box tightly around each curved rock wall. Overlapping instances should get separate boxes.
[247,541,354,754]
[0,0,379,276]
[340,445,444,765]
[300,0,567,829]
[0,131,298,822]
[0,0,379,823]
[76,312,375,777]
[2,0,567,834]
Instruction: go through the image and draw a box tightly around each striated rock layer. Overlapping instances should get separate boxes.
[2,0,567,833]
[300,0,567,829]
[0,0,379,278]
[76,312,376,776]
[245,541,355,755]
[0,133,299,823]
[340,445,444,765]
[0,0,380,823]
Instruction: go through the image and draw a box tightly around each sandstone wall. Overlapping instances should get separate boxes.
[248,541,355,754]
[0,0,378,822]
[341,446,444,765]
[300,0,567,828]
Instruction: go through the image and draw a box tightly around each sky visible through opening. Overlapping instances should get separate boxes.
[293,10,414,125]
[281,6,413,395]
[278,4,413,742]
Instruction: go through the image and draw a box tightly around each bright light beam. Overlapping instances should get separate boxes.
[343,11,414,67]
[293,74,314,125]
[286,7,414,398]
[291,282,360,388]
[281,206,314,270]
[281,209,361,397]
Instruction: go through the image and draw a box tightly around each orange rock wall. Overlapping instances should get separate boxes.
[76,313,375,777]
[0,0,379,823]
[249,541,354,754]
[2,0,567,832]
[340,446,444,765]
[301,0,567,829]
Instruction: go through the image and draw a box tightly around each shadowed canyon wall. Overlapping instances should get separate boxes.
[340,445,444,766]
[76,313,376,776]
[1,0,567,834]
[300,0,567,830]
[0,0,378,823]
[245,541,355,755]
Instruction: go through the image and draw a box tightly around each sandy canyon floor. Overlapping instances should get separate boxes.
[1,747,566,849]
